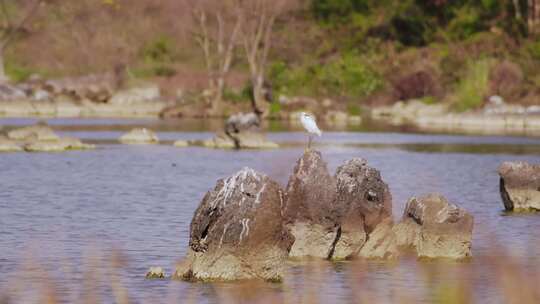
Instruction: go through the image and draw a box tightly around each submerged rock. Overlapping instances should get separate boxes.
[3,124,94,152]
[498,161,540,211]
[174,168,292,281]
[119,128,159,144]
[283,150,338,259]
[333,158,396,260]
[393,194,474,259]
[145,267,165,279]
[0,137,23,152]
[24,137,95,152]
[173,140,189,147]
[7,125,60,141]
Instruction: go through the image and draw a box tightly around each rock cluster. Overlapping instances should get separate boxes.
[175,150,475,282]
[0,124,94,152]
[284,151,397,260]
[498,161,540,211]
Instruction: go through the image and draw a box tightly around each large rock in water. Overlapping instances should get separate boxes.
[284,151,397,260]
[333,158,396,259]
[283,150,338,259]
[393,194,474,259]
[498,161,540,211]
[174,168,292,281]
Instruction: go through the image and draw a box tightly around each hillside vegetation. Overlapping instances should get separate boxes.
[5,0,540,112]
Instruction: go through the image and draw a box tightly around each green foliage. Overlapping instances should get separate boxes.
[269,102,281,114]
[527,40,540,60]
[311,0,369,21]
[142,36,176,64]
[6,61,35,82]
[453,58,492,112]
[346,103,362,115]
[420,96,437,105]
[447,6,483,40]
[269,53,382,99]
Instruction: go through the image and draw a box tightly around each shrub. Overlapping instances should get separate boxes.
[142,36,176,64]
[392,69,439,101]
[489,61,523,98]
[268,54,382,100]
[453,59,492,112]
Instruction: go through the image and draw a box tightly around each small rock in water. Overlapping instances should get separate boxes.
[119,128,159,144]
[393,193,474,259]
[146,267,165,279]
[498,161,540,211]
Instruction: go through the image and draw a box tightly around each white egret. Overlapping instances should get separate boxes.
[300,112,322,149]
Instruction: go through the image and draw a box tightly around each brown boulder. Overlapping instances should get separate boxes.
[498,161,540,211]
[333,158,395,259]
[393,194,474,259]
[283,150,338,258]
[174,168,292,281]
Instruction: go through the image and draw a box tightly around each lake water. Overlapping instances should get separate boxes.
[0,118,539,303]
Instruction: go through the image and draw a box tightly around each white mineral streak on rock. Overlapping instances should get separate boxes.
[255,184,266,205]
[219,223,231,249]
[239,218,251,243]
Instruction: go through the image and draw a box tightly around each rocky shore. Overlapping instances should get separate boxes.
[371,99,540,136]
[0,75,168,118]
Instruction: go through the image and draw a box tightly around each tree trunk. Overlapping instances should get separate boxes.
[251,74,267,116]
[514,0,523,20]
[0,48,9,83]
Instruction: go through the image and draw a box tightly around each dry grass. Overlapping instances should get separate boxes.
[2,246,540,304]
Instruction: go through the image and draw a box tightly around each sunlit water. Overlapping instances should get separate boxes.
[0,118,539,303]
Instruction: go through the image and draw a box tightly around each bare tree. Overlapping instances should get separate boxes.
[0,0,41,82]
[527,0,540,33]
[183,0,243,112]
[241,0,290,117]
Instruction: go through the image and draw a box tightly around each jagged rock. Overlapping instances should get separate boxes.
[284,150,338,258]
[283,152,396,260]
[145,267,165,279]
[393,194,474,259]
[7,125,60,141]
[498,161,540,211]
[119,128,159,144]
[174,168,292,281]
[332,158,395,260]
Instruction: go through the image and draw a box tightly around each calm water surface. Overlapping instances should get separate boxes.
[0,118,539,303]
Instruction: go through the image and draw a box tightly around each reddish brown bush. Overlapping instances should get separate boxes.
[392,69,441,101]
[489,60,523,99]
